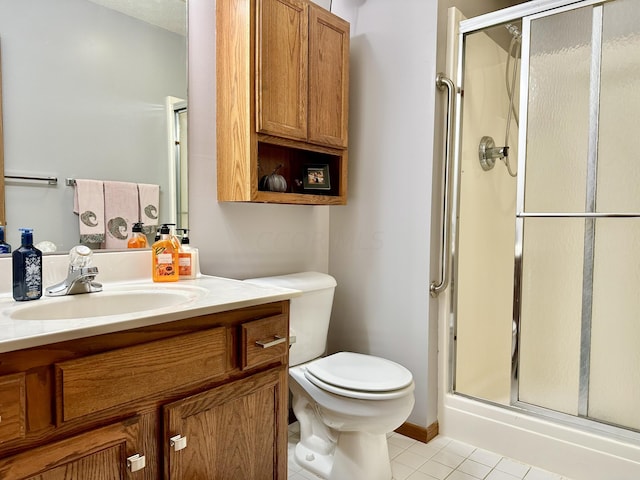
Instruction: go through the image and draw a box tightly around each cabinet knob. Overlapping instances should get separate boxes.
[126,454,146,472]
[170,434,188,452]
[255,335,287,349]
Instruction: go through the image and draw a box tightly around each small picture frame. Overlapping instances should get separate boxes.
[303,164,331,190]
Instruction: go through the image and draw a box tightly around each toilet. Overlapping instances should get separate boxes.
[244,272,415,480]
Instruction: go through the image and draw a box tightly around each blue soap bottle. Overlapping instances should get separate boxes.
[12,228,42,301]
[0,226,11,253]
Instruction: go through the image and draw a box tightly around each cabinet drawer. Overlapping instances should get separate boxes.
[0,373,25,444]
[241,314,288,370]
[55,328,227,423]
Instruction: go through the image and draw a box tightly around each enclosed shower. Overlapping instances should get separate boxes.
[436,0,640,454]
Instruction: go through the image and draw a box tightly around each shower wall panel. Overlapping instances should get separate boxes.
[455,28,517,404]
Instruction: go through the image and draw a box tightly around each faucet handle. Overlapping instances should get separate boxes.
[69,245,93,271]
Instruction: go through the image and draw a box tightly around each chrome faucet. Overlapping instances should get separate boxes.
[45,245,103,297]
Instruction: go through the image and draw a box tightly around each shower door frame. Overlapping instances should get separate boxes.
[450,0,640,442]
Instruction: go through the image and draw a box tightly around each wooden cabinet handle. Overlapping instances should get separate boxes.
[255,335,287,349]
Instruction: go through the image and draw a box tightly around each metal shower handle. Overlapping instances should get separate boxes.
[431,73,456,297]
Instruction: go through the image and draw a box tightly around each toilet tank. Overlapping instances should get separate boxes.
[243,272,337,367]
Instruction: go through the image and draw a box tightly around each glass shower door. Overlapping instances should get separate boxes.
[517,0,640,431]
[586,0,640,431]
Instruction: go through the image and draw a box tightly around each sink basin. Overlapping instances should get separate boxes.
[8,285,208,321]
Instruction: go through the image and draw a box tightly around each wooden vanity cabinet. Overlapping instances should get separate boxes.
[0,301,290,480]
[217,0,350,205]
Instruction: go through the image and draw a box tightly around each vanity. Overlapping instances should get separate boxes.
[0,251,298,479]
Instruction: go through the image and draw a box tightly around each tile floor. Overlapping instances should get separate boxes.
[287,422,571,480]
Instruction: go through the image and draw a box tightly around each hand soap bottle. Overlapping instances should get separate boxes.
[0,226,11,253]
[12,228,42,301]
[152,224,179,282]
[127,222,148,248]
[178,229,198,279]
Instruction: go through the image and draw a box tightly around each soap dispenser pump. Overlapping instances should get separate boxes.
[152,224,179,282]
[12,228,42,301]
[0,226,11,253]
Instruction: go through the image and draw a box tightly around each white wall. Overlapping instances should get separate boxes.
[1,0,185,250]
[189,0,439,429]
[327,0,439,428]
[188,0,330,280]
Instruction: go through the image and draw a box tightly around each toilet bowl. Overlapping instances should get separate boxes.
[244,272,416,480]
[290,352,415,479]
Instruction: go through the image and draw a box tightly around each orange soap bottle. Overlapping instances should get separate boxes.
[152,224,179,282]
[127,222,148,249]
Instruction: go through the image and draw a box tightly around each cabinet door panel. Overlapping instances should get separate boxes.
[0,373,26,444]
[257,0,308,141]
[26,447,121,480]
[164,366,288,480]
[0,417,141,480]
[308,5,349,148]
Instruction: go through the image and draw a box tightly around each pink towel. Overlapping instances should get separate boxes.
[103,181,138,249]
[73,179,105,245]
[137,183,160,227]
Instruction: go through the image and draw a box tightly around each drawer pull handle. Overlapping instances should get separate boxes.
[127,454,146,472]
[170,434,188,452]
[255,335,287,349]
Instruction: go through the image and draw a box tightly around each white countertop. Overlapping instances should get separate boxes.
[0,251,299,353]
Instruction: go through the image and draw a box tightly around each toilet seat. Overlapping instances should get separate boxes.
[303,352,414,401]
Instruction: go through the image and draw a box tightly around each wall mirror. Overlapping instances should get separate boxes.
[0,0,188,252]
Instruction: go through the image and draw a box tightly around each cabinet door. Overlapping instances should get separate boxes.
[308,4,349,148]
[0,417,143,480]
[257,0,309,141]
[164,366,288,480]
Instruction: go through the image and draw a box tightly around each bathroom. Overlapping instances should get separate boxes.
[1,0,639,479]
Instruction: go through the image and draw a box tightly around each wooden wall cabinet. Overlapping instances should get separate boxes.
[217,0,350,205]
[0,302,290,479]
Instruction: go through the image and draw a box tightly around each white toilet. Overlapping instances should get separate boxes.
[244,272,415,480]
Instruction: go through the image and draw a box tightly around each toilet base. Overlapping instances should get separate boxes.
[295,431,393,480]
[295,441,333,479]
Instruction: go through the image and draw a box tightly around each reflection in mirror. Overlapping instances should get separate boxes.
[0,39,4,227]
[0,0,187,252]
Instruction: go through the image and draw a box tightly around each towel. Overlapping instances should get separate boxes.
[73,179,105,245]
[137,183,160,227]
[103,181,139,249]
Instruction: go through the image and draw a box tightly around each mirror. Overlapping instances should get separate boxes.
[0,0,188,251]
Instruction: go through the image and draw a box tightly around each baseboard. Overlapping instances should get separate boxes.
[395,420,439,444]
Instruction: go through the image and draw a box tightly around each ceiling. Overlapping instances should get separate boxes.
[87,0,187,36]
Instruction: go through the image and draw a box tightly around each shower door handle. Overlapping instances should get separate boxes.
[431,73,456,297]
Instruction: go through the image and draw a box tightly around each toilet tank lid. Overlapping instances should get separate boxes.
[244,271,337,292]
